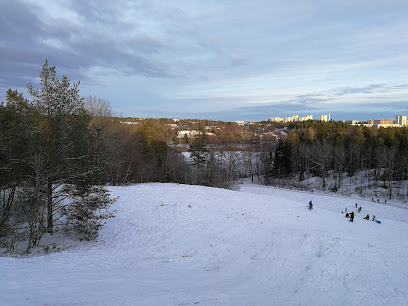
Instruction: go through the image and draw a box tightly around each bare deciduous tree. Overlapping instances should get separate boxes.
[85,96,112,117]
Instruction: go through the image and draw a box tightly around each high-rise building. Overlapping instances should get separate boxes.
[395,115,407,126]
[320,115,328,122]
[268,115,313,123]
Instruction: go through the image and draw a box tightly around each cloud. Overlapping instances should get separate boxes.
[333,84,388,96]
[329,83,408,99]
[0,0,170,94]
[1,0,408,121]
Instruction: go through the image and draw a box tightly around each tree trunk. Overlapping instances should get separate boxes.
[0,186,16,233]
[47,179,53,234]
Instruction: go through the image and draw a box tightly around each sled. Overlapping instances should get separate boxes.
[377,221,381,224]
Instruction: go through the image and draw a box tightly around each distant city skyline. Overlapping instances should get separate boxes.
[267,113,408,123]
[1,0,407,122]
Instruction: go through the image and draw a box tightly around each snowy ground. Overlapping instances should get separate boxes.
[2,181,408,305]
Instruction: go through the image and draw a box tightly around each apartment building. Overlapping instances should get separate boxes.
[268,114,313,123]
[396,115,407,126]
[268,113,407,128]
[320,115,328,122]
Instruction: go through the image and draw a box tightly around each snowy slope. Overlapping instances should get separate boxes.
[1,182,408,305]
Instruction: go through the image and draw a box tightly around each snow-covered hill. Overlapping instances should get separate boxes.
[2,182,408,305]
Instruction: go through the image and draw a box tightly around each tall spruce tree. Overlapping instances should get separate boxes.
[271,138,292,178]
[189,130,209,185]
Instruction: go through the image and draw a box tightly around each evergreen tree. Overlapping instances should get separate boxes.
[27,60,88,233]
[189,131,209,185]
[0,61,115,253]
[0,89,37,237]
[271,138,292,178]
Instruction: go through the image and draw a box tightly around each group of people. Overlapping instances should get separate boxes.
[344,203,377,222]
[345,211,355,222]
[371,197,387,204]
[308,200,379,223]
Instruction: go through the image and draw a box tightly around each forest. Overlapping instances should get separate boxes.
[1,61,408,254]
[269,120,408,200]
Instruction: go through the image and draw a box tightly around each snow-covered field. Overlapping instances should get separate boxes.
[2,182,408,305]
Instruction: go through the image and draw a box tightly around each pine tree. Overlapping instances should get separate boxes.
[1,60,117,251]
[0,90,37,239]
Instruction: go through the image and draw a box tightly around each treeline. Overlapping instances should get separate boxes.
[90,118,269,188]
[84,112,275,187]
[116,118,265,147]
[268,120,408,199]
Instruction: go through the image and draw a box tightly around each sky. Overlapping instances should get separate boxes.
[1,0,407,122]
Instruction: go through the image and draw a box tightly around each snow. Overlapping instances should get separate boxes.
[1,181,408,305]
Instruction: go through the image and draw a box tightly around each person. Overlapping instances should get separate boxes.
[358,207,362,213]
[385,199,387,204]
[345,213,350,218]
[350,211,354,222]
[377,199,379,203]
[372,215,376,221]
[363,214,369,220]
[345,207,347,213]
[309,200,313,210]
[355,203,358,208]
